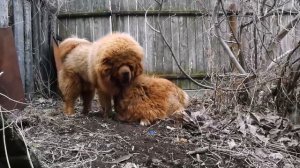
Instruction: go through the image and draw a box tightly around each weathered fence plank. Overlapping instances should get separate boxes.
[31,0,41,94]
[137,16,146,56]
[56,0,300,90]
[13,0,25,89]
[0,0,8,27]
[145,15,155,72]
[187,16,196,74]
[154,16,164,73]
[75,0,84,38]
[178,16,189,72]
[93,17,111,40]
[24,0,33,94]
[162,17,173,74]
[195,16,205,72]
[171,16,180,74]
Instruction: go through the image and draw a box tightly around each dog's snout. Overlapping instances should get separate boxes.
[118,65,131,84]
[122,71,130,81]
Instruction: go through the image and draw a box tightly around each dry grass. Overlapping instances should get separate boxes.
[2,74,300,167]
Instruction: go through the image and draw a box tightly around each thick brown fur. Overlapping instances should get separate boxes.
[113,75,189,126]
[58,33,144,117]
[58,37,95,115]
[89,33,144,116]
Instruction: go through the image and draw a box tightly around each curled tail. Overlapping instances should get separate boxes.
[58,37,90,61]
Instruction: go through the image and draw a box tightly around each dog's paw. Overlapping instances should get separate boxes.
[140,119,151,126]
[64,113,76,118]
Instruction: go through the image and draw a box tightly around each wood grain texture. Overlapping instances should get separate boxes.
[24,0,34,93]
[7,0,298,91]
[0,0,8,27]
[13,0,25,88]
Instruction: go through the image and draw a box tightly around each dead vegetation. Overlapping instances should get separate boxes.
[3,72,300,167]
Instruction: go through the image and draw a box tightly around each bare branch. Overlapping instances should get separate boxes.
[212,0,247,74]
[156,20,215,90]
[274,13,300,42]
[147,0,215,90]
[266,49,293,71]
[241,11,274,29]
[266,13,300,57]
[1,107,11,168]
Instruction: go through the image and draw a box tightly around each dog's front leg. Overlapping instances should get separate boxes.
[97,91,112,118]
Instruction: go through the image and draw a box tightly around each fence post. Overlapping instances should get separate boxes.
[0,0,8,28]
[13,0,25,90]
[24,0,34,94]
[110,0,118,32]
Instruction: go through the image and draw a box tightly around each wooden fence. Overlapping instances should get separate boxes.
[5,0,300,93]
[8,0,57,95]
[57,0,300,89]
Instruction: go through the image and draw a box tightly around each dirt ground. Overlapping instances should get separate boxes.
[8,96,300,168]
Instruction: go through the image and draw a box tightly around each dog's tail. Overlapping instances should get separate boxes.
[180,90,190,108]
[58,37,90,61]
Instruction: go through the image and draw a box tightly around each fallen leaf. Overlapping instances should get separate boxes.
[191,107,206,121]
[288,139,298,147]
[292,124,300,132]
[248,124,269,144]
[37,98,46,103]
[255,148,268,158]
[249,112,261,125]
[277,137,291,143]
[283,163,295,168]
[187,147,209,155]
[237,113,246,137]
[227,139,236,149]
[151,158,162,164]
[269,128,281,137]
[175,137,188,144]
[105,154,133,164]
[166,126,176,131]
[122,162,138,168]
[269,152,283,160]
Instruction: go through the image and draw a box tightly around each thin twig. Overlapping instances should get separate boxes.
[149,1,215,90]
[266,13,300,58]
[16,118,34,168]
[157,23,215,89]
[0,92,27,105]
[1,107,11,168]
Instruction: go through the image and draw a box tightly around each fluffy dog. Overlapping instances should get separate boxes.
[58,37,95,115]
[58,33,144,117]
[113,75,189,126]
[89,33,144,117]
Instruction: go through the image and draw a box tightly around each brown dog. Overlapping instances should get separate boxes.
[88,33,144,117]
[58,33,144,116]
[58,37,95,115]
[113,75,189,126]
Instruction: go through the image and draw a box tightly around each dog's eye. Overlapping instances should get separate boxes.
[128,65,133,70]
[103,69,111,76]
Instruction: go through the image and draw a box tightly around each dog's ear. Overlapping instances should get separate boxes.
[135,63,143,77]
[95,63,109,78]
[101,58,110,64]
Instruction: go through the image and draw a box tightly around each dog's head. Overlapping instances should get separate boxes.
[100,57,143,88]
[93,33,144,95]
